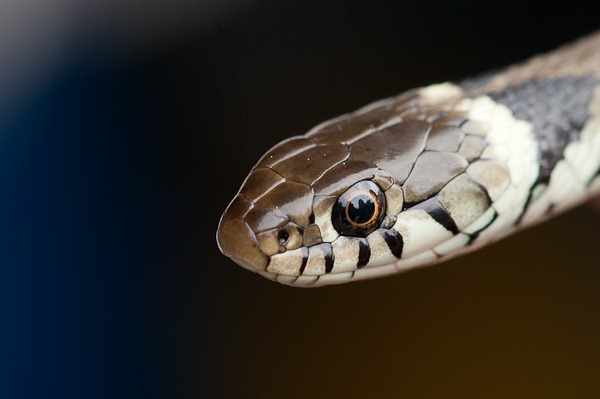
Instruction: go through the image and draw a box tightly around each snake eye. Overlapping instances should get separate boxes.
[332,180,386,237]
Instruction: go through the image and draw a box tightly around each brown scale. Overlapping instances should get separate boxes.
[312,161,378,196]
[349,120,431,185]
[402,152,468,205]
[426,125,465,152]
[270,143,349,185]
[306,90,420,144]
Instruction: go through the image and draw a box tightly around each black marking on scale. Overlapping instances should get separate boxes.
[589,167,600,186]
[356,237,371,268]
[379,229,403,259]
[467,210,498,244]
[513,182,540,226]
[411,197,460,235]
[299,247,309,275]
[322,243,335,274]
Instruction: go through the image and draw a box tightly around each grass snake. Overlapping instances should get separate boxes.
[217,31,600,287]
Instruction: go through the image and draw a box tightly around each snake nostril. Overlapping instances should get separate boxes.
[278,230,290,245]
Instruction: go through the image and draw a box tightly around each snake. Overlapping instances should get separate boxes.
[216,31,600,287]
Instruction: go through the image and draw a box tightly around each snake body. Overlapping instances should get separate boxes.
[217,32,600,287]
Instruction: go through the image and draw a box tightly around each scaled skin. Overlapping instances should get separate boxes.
[217,32,600,286]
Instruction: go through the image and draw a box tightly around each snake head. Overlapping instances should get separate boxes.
[218,86,533,286]
[216,140,399,278]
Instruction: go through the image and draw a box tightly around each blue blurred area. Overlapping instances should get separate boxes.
[0,65,175,397]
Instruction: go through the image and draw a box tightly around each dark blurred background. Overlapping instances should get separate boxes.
[1,1,599,398]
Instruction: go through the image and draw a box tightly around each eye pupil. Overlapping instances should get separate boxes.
[347,194,375,225]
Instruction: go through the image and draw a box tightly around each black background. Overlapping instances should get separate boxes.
[2,1,600,398]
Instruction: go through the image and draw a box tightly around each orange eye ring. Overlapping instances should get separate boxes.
[332,180,386,237]
[344,190,379,227]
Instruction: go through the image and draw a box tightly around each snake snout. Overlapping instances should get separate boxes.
[216,194,269,272]
[216,218,269,273]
